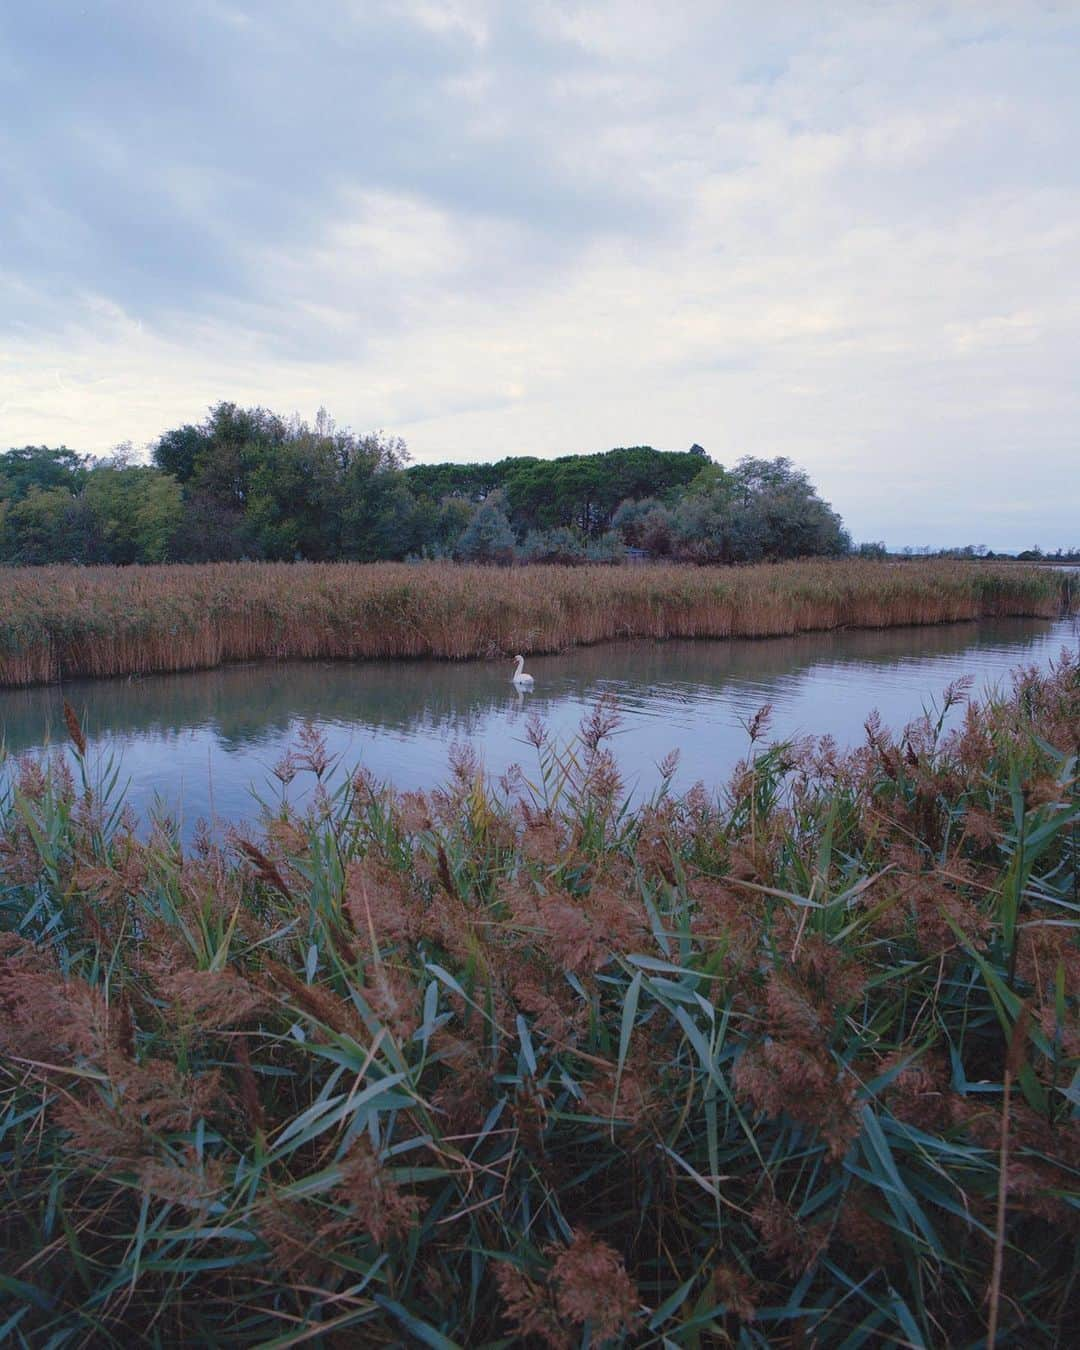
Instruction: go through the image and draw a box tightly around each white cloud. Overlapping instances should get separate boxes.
[1,1,1078,547]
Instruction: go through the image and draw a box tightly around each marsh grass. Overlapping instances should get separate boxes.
[0,558,1071,687]
[0,651,1078,1345]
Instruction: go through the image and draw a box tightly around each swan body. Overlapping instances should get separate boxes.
[512,654,534,688]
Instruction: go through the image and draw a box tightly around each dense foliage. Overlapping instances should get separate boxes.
[612,459,851,565]
[1,653,1078,1345]
[405,443,708,538]
[1,405,853,565]
[0,559,1068,688]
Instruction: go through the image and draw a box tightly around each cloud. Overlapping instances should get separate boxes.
[1,0,1078,548]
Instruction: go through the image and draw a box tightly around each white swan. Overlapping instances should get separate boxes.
[512,654,534,688]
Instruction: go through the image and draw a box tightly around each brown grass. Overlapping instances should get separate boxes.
[1,650,1077,1344]
[0,558,1069,687]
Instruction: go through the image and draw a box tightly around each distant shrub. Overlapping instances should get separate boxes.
[585,530,625,564]
[454,491,515,563]
[518,527,587,565]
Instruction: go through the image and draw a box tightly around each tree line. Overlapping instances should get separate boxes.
[1,402,857,566]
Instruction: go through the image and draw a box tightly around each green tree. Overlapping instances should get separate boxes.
[169,493,247,562]
[341,475,421,561]
[338,432,415,561]
[191,403,289,512]
[612,497,675,554]
[665,457,849,562]
[0,487,84,563]
[406,495,475,559]
[4,411,854,568]
[404,458,530,505]
[0,446,88,502]
[406,446,706,538]
[130,474,184,562]
[455,492,515,563]
[82,466,184,563]
[153,425,208,484]
[152,406,415,562]
[244,433,342,560]
[518,526,587,564]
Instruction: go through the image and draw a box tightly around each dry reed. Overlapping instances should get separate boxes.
[0,649,1077,1344]
[0,558,1070,687]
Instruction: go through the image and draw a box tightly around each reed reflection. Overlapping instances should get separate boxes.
[1,616,1074,836]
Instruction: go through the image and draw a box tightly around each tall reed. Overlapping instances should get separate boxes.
[1,650,1077,1344]
[0,558,1071,687]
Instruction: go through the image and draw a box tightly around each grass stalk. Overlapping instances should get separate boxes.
[0,558,1071,688]
[0,647,1076,1344]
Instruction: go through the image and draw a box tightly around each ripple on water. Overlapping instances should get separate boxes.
[1,615,1076,837]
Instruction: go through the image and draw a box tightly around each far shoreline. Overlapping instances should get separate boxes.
[0,558,1072,691]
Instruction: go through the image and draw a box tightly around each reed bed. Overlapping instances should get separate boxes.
[1,650,1078,1345]
[0,559,1070,688]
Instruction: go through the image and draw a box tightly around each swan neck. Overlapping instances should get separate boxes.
[514,656,524,675]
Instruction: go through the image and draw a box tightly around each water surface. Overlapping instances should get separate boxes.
[2,617,1075,835]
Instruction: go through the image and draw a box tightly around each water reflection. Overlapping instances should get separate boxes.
[2,616,1076,835]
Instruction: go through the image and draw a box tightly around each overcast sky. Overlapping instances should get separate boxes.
[2,1,1078,549]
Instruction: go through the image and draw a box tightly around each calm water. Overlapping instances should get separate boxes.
[1,617,1076,835]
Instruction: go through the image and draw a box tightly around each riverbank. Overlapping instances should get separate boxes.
[0,558,1071,687]
[1,652,1077,1343]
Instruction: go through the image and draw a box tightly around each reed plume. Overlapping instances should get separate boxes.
[0,648,1077,1345]
[0,558,1069,687]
